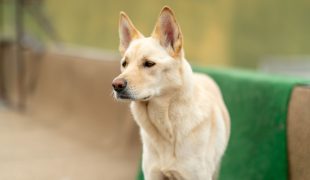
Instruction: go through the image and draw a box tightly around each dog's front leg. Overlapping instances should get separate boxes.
[144,167,166,180]
[145,169,185,180]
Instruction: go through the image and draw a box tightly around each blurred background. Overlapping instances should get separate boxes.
[2,0,310,73]
[1,0,310,180]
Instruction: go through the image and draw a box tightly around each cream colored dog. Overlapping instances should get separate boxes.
[112,6,230,180]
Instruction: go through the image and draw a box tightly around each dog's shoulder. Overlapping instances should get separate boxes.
[192,72,222,99]
[192,72,230,138]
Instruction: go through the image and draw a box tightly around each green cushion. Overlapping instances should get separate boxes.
[137,67,307,180]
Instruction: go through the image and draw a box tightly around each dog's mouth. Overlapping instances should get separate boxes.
[115,91,151,101]
[116,92,133,100]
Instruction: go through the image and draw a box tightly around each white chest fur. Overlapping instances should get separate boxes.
[130,83,229,180]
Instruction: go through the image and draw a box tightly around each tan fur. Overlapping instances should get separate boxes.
[113,6,230,180]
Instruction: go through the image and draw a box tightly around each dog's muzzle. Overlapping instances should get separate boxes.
[112,78,132,99]
[112,78,127,92]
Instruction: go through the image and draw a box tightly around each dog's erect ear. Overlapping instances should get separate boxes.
[152,6,183,57]
[119,12,143,55]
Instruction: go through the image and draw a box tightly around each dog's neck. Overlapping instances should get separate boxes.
[137,58,194,142]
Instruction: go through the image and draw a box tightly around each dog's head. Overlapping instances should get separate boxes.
[112,6,184,101]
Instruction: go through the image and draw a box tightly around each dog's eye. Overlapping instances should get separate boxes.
[122,61,127,68]
[143,61,156,68]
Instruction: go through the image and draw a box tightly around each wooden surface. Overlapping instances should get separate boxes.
[287,85,310,180]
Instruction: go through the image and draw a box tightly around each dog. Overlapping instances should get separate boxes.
[112,6,230,180]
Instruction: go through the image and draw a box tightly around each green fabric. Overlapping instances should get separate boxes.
[137,68,307,180]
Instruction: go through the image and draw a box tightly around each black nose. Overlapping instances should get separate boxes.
[112,78,127,92]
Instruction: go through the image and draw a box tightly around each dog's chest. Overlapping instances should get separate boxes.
[146,100,191,140]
